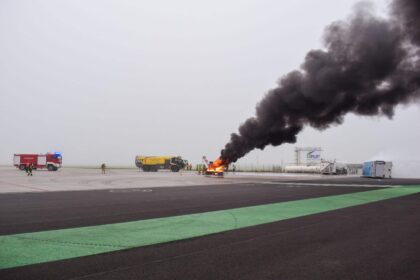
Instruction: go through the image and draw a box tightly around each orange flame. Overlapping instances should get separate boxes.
[206,158,226,173]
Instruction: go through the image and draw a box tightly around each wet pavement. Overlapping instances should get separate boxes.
[1,168,419,279]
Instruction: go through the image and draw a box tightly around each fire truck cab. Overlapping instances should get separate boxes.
[14,153,62,171]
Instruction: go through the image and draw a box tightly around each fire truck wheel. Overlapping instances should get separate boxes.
[19,164,26,171]
[47,165,54,171]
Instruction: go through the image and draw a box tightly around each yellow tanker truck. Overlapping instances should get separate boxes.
[135,156,187,172]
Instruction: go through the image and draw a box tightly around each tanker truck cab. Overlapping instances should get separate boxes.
[169,157,186,172]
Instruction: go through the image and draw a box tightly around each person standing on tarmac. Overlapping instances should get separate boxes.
[27,163,34,176]
[101,163,106,174]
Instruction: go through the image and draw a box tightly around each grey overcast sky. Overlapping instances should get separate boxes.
[1,0,419,167]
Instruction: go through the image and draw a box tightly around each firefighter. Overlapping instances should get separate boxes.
[27,163,34,176]
[101,163,106,174]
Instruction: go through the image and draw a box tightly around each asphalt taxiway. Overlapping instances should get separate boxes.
[1,167,419,279]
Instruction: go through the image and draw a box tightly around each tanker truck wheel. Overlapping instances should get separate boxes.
[170,166,179,172]
[142,166,150,172]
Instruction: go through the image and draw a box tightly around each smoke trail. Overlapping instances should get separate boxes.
[220,0,420,164]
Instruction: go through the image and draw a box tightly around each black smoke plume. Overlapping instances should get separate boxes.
[220,0,420,164]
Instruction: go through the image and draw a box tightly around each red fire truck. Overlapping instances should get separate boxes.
[13,153,62,171]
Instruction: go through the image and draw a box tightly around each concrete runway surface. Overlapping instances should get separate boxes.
[1,167,420,279]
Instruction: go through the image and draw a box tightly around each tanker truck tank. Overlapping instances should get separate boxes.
[284,165,321,174]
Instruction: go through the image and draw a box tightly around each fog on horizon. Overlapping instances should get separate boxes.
[1,0,419,167]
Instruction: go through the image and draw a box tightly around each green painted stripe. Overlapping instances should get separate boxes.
[1,186,420,269]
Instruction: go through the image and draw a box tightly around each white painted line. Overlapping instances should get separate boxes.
[262,182,392,188]
[0,181,49,192]
[109,189,153,193]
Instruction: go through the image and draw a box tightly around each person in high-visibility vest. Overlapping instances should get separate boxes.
[27,163,34,176]
[101,163,106,174]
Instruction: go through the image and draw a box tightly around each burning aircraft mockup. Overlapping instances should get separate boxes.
[206,158,225,176]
